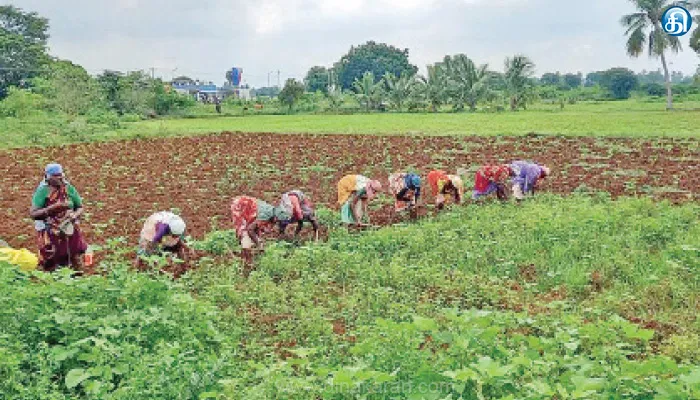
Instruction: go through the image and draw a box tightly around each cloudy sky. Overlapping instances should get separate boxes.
[11,0,700,87]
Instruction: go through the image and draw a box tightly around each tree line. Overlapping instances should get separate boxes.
[0,5,195,121]
[273,40,699,113]
[283,0,700,112]
[2,2,700,119]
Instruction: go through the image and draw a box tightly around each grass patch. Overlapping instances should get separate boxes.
[1,100,699,150]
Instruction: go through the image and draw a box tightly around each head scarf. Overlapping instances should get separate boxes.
[540,165,551,177]
[165,214,186,236]
[365,180,383,200]
[45,163,63,176]
[407,174,421,189]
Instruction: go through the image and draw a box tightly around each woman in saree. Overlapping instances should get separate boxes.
[29,163,89,273]
[135,211,189,270]
[510,161,551,201]
[471,164,514,201]
[337,174,382,228]
[277,190,320,241]
[231,195,290,266]
[427,170,464,211]
[388,172,422,212]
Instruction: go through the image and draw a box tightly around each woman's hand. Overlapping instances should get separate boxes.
[48,201,70,213]
[68,207,84,222]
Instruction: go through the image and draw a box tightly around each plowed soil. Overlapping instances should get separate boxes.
[1,132,697,250]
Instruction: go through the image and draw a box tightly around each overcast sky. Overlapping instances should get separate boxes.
[10,0,700,87]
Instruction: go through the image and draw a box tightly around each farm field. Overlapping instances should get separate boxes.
[123,103,700,140]
[1,130,699,399]
[1,101,700,150]
[0,131,698,251]
[3,1,700,397]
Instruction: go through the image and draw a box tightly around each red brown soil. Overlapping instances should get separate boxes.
[332,318,347,335]
[1,132,698,251]
[519,264,538,282]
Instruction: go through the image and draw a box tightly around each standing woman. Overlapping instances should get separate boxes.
[337,174,382,228]
[427,170,464,211]
[29,163,89,273]
[510,160,551,201]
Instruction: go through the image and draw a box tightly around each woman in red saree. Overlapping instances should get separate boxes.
[471,164,514,201]
[230,195,290,268]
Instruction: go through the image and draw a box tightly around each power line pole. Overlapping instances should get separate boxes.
[277,70,280,87]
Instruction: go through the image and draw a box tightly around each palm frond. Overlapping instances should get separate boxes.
[620,12,648,27]
[690,19,700,52]
[626,27,647,57]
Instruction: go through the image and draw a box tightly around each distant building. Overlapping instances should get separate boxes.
[171,82,251,102]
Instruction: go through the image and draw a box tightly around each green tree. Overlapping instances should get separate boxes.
[439,54,490,111]
[0,5,50,98]
[304,66,330,94]
[637,69,665,84]
[97,70,125,112]
[153,80,194,115]
[278,78,305,113]
[599,67,639,99]
[31,59,100,115]
[691,8,699,53]
[620,0,694,109]
[0,86,43,118]
[418,65,450,112]
[382,71,418,111]
[120,71,156,114]
[333,41,418,90]
[352,71,384,112]
[585,71,605,87]
[325,85,345,112]
[563,73,583,89]
[252,86,281,97]
[641,82,666,96]
[540,72,561,86]
[503,55,536,111]
[97,70,164,115]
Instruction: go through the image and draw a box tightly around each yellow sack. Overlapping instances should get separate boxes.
[0,247,39,272]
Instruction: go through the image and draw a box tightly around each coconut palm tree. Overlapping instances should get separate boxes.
[383,71,418,111]
[352,71,383,112]
[691,8,700,53]
[325,85,344,112]
[440,54,490,111]
[503,55,536,111]
[419,65,450,112]
[620,0,694,110]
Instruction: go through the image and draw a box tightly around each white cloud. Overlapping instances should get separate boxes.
[13,0,700,87]
[116,0,139,10]
[317,0,366,16]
